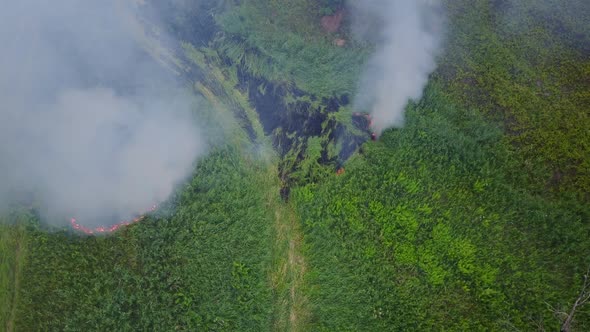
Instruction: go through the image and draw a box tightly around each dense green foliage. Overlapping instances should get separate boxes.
[216,0,368,96]
[1,0,588,330]
[12,146,276,331]
[293,85,590,330]
[440,0,590,197]
[287,1,590,330]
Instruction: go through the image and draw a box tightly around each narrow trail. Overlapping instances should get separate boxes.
[267,167,310,331]
[7,245,20,332]
[6,228,25,332]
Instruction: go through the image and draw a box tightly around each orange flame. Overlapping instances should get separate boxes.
[69,204,157,235]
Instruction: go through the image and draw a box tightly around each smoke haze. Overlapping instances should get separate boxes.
[351,0,445,134]
[0,0,205,226]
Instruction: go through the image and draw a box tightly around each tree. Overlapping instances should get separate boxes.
[557,267,590,332]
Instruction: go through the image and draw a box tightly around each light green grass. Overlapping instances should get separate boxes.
[216,0,369,96]
[293,84,590,330]
[0,214,29,332]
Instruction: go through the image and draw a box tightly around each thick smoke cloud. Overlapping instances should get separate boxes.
[351,0,445,134]
[0,0,204,226]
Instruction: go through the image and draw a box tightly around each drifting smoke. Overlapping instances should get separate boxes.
[351,0,445,134]
[0,0,205,226]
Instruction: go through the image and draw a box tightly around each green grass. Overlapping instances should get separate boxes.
[216,0,369,96]
[440,0,590,197]
[292,84,590,330]
[0,214,29,332]
[2,0,589,330]
[12,145,277,331]
[2,43,280,329]
[183,43,266,142]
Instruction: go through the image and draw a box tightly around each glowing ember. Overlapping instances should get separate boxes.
[70,204,157,235]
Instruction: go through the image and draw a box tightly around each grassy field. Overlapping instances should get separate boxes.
[0,216,28,332]
[440,0,590,198]
[9,145,276,331]
[287,1,589,329]
[0,19,310,327]
[215,0,369,96]
[293,84,589,330]
[1,0,588,330]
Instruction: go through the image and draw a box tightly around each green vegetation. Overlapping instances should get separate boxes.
[183,42,265,141]
[12,146,276,331]
[216,0,369,96]
[286,1,590,329]
[293,84,589,330]
[1,0,589,330]
[0,214,28,332]
[440,0,590,197]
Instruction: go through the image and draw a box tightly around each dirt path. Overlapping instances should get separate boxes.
[4,225,26,332]
[6,240,22,332]
[267,170,309,331]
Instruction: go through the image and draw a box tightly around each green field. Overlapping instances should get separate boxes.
[1,0,589,330]
[293,84,589,330]
[8,145,280,330]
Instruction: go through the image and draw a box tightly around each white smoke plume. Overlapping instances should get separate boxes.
[0,0,205,226]
[351,0,445,135]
